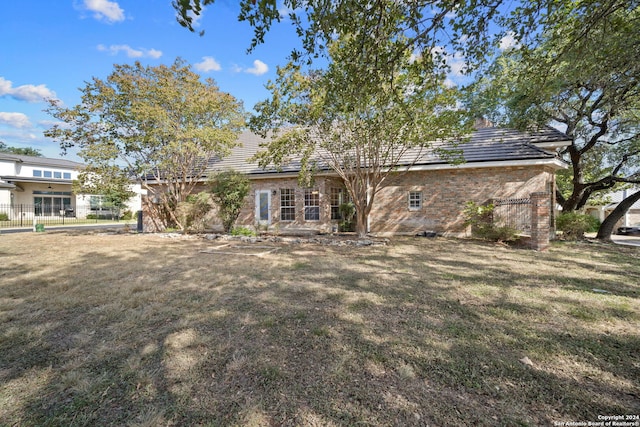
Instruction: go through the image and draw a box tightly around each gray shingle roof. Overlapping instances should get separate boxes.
[206,127,569,176]
[0,153,84,169]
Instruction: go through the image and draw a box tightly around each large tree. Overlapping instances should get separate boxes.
[174,0,633,71]
[250,28,469,237]
[45,58,246,231]
[468,1,640,239]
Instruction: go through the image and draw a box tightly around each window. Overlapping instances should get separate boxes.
[304,188,320,221]
[330,187,344,220]
[34,196,72,216]
[54,171,62,179]
[43,171,52,178]
[90,195,106,209]
[63,172,71,179]
[280,188,296,221]
[33,170,42,177]
[409,191,422,210]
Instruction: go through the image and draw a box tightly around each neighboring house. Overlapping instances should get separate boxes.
[585,187,640,227]
[0,153,143,222]
[0,153,83,216]
[145,126,571,239]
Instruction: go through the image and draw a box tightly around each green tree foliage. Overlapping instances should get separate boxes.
[250,38,469,237]
[462,201,518,242]
[0,141,42,157]
[556,212,601,240]
[45,58,246,231]
[208,170,250,233]
[174,0,631,73]
[73,168,135,212]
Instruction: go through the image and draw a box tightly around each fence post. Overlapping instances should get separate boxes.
[137,210,143,233]
[530,192,551,251]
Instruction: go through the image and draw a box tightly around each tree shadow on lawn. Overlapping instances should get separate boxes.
[0,234,638,426]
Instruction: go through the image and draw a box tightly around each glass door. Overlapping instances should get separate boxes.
[255,190,271,225]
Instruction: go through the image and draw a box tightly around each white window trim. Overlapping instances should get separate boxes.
[408,191,422,211]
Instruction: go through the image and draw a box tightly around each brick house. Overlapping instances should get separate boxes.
[145,126,570,243]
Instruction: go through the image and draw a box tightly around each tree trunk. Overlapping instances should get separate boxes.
[596,190,640,240]
[355,207,369,238]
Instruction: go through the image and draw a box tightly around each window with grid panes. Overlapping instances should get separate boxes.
[330,187,344,220]
[304,188,320,221]
[409,191,422,210]
[280,188,295,221]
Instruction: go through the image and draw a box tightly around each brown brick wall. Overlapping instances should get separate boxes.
[234,176,342,234]
[369,166,554,236]
[145,165,556,237]
[530,192,551,250]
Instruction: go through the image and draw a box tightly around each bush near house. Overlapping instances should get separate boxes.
[208,170,251,233]
[463,201,518,242]
[556,212,601,240]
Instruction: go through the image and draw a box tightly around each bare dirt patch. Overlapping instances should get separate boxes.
[0,230,638,426]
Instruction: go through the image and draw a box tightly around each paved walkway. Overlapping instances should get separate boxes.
[0,222,134,234]
[611,235,640,247]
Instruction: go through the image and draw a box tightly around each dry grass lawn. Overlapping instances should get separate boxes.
[0,230,639,426]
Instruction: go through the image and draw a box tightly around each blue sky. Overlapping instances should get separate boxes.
[0,0,299,159]
[0,1,516,161]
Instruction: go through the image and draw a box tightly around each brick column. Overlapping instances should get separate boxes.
[530,192,551,251]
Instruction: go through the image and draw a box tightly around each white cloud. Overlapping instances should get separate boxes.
[146,49,163,59]
[245,60,269,76]
[232,60,269,76]
[0,112,32,129]
[499,32,520,51]
[83,0,125,23]
[0,77,57,103]
[195,56,221,72]
[97,44,163,59]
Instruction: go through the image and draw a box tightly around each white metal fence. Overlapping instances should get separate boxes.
[0,203,122,228]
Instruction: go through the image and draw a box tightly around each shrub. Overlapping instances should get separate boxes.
[231,226,256,237]
[121,210,133,220]
[338,202,356,232]
[463,201,518,242]
[556,212,600,240]
[208,170,250,233]
[176,192,212,233]
[0,212,9,221]
[584,214,601,233]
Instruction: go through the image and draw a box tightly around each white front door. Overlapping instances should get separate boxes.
[255,190,271,225]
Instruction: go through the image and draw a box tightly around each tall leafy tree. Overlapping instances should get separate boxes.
[468,1,640,239]
[45,58,246,231]
[174,0,633,72]
[250,30,469,237]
